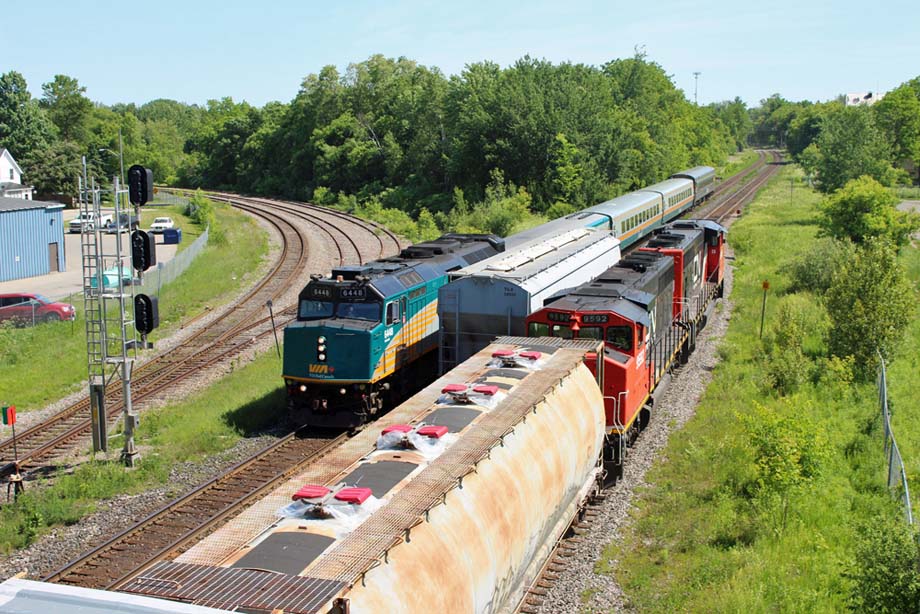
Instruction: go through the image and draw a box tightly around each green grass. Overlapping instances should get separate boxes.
[0,348,286,553]
[602,165,908,612]
[139,204,201,253]
[0,198,268,411]
[719,149,761,179]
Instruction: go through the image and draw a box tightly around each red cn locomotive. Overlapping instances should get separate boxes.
[525,220,726,481]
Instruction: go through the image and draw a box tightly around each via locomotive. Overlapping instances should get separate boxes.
[526,218,726,478]
[283,234,503,428]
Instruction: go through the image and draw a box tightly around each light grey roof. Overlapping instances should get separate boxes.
[0,196,63,212]
[0,182,29,191]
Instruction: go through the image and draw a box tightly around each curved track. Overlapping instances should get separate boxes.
[0,195,400,481]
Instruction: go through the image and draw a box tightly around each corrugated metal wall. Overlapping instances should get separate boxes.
[0,205,66,282]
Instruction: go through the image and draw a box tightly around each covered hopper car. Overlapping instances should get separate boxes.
[128,337,608,614]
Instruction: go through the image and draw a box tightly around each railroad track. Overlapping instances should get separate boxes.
[0,195,399,482]
[698,150,782,223]
[45,432,349,590]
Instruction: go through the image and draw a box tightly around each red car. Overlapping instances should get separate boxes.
[0,293,76,324]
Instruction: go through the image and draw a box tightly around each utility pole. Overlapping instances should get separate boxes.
[118,128,125,186]
[693,72,701,105]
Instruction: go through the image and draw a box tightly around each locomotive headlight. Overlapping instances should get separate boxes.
[317,344,326,352]
[299,384,307,392]
[318,353,326,361]
[318,336,326,344]
[339,388,347,395]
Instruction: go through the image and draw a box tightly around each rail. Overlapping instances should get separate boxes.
[878,351,913,525]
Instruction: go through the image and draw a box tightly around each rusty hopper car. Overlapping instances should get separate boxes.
[124,337,606,614]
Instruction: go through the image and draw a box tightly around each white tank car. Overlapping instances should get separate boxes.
[123,337,606,614]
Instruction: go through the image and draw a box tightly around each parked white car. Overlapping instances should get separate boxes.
[69,212,113,233]
[150,217,175,233]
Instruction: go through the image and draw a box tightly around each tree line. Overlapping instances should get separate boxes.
[1,53,736,236]
[3,56,918,237]
[748,79,920,191]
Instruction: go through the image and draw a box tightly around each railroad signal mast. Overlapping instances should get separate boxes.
[78,160,157,467]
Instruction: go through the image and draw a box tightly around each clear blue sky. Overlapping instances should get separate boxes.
[5,0,919,108]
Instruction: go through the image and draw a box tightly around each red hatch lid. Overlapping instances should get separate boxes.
[382,424,413,435]
[491,349,514,357]
[334,487,373,505]
[519,351,542,360]
[442,383,468,393]
[417,425,449,439]
[472,384,498,396]
[292,484,331,501]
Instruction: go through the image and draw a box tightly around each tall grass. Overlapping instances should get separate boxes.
[604,165,908,612]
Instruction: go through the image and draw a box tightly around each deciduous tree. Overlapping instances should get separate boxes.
[825,241,913,379]
[819,176,919,246]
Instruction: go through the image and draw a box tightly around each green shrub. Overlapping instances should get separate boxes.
[825,242,914,380]
[786,237,857,294]
[846,519,920,613]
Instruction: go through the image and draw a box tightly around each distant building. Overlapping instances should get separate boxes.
[845,91,885,107]
[0,148,35,199]
[0,196,66,282]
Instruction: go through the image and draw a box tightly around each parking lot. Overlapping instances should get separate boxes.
[0,209,180,300]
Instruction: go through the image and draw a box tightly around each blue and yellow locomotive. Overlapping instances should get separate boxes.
[283,233,503,428]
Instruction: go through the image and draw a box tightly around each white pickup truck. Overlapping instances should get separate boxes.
[69,212,113,233]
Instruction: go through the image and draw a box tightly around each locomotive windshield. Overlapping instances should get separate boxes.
[336,301,380,321]
[297,298,381,322]
[299,299,334,320]
[606,326,633,352]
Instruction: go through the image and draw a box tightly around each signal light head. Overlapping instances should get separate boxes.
[318,336,326,344]
[318,344,326,352]
[318,353,326,361]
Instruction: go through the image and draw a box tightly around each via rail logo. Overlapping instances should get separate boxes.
[308,364,335,376]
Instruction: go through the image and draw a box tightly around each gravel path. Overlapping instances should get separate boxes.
[536,250,736,614]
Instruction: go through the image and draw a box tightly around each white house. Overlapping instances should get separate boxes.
[845,91,885,107]
[0,148,35,200]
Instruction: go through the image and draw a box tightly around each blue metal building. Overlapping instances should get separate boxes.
[0,197,66,282]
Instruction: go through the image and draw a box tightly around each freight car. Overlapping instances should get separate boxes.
[525,219,726,479]
[283,234,503,428]
[126,336,607,614]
